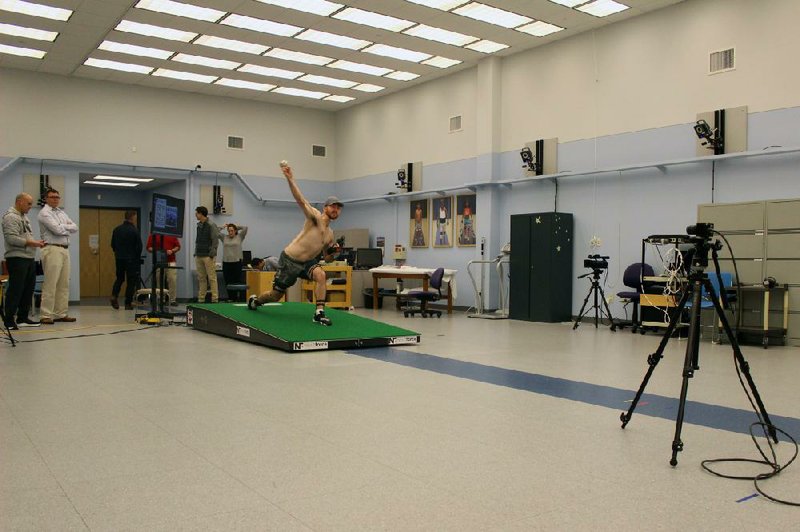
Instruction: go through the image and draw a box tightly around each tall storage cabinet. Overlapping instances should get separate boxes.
[509,212,573,322]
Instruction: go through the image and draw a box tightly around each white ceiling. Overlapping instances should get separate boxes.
[0,0,684,111]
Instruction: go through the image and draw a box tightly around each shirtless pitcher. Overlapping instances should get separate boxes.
[248,161,343,325]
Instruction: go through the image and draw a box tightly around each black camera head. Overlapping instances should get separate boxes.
[686,222,714,239]
[584,254,609,270]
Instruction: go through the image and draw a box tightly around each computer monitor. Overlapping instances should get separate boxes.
[355,248,383,269]
[151,193,185,237]
[242,250,252,266]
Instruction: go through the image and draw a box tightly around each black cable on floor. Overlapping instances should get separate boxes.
[13,326,154,343]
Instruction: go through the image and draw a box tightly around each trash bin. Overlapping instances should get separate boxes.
[362,288,383,309]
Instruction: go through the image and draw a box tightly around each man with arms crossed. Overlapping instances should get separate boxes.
[248,161,342,326]
[38,188,78,324]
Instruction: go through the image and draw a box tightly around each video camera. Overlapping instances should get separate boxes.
[686,222,714,240]
[584,254,609,270]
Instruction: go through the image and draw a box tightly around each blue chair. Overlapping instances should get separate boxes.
[686,272,735,341]
[617,262,655,333]
[403,268,444,318]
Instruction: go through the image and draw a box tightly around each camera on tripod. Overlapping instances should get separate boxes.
[584,254,609,270]
[686,222,714,240]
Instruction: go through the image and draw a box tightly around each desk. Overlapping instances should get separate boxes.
[369,266,457,314]
[245,270,289,302]
[300,265,352,309]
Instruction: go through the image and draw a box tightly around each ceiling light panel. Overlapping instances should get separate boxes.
[273,86,328,99]
[83,181,138,187]
[295,29,370,50]
[265,47,332,66]
[194,35,267,55]
[93,176,154,182]
[324,95,355,103]
[363,43,431,63]
[452,2,531,28]
[548,0,585,7]
[220,14,302,37]
[403,24,477,46]
[152,67,216,83]
[0,42,44,58]
[254,0,343,17]
[172,53,240,70]
[353,83,384,92]
[0,0,71,21]
[327,59,392,77]
[84,58,153,74]
[385,70,419,81]
[577,0,629,17]
[238,64,303,79]
[421,56,461,68]
[99,40,173,60]
[333,7,415,32]
[0,22,57,41]
[134,0,225,23]
[216,78,275,91]
[299,74,357,88]
[465,39,508,53]
[115,20,196,42]
[404,0,468,10]
[517,21,564,37]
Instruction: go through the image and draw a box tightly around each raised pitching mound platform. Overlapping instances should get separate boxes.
[187,302,420,352]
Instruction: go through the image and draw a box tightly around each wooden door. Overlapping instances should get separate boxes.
[80,208,135,298]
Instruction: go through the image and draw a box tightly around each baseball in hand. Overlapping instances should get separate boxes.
[279,160,289,167]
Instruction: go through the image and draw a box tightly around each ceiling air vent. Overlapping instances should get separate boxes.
[312,145,327,157]
[709,48,735,74]
[449,115,462,132]
[227,135,244,150]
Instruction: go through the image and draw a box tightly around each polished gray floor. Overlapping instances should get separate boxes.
[1,304,798,530]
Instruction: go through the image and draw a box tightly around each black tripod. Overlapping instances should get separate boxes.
[620,229,777,466]
[573,268,616,331]
[0,305,16,347]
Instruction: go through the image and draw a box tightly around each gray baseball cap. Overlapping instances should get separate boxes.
[324,196,343,207]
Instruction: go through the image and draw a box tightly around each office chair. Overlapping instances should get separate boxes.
[617,262,655,333]
[403,267,444,318]
[685,271,736,342]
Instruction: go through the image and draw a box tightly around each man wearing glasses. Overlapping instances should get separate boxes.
[37,189,78,324]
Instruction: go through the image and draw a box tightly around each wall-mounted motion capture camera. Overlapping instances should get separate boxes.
[520,146,540,174]
[694,119,723,151]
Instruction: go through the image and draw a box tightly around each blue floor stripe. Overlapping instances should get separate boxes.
[348,347,800,438]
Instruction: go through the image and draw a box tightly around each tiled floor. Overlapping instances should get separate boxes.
[1,304,798,530]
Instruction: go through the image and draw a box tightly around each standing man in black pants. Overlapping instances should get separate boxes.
[2,193,46,330]
[110,210,143,310]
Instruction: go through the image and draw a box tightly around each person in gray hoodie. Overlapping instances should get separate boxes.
[2,193,45,330]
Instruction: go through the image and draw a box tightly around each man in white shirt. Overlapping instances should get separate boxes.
[37,189,78,324]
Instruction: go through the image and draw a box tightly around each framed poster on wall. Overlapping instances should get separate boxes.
[409,199,429,248]
[456,194,476,247]
[433,195,453,248]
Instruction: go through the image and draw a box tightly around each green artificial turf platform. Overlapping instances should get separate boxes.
[187,302,420,352]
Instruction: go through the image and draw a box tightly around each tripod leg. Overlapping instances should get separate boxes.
[708,281,778,443]
[573,286,593,330]
[597,285,617,331]
[621,289,691,429]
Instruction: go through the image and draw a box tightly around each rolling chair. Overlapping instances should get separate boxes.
[616,262,655,333]
[403,267,444,318]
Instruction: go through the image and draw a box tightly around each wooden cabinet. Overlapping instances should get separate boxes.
[301,265,352,309]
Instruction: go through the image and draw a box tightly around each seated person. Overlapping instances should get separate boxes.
[249,256,280,271]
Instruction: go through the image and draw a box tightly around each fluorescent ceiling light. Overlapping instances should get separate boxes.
[404,0,468,10]
[333,7,414,32]
[83,181,138,187]
[273,86,328,99]
[363,43,431,63]
[517,21,564,37]
[134,0,225,22]
[548,0,585,7]
[220,14,302,37]
[254,0,343,17]
[353,83,384,93]
[216,78,275,91]
[115,20,196,42]
[421,56,461,68]
[99,40,173,59]
[465,39,508,53]
[238,64,303,79]
[577,0,629,17]
[172,53,240,70]
[299,74,357,88]
[452,2,531,28]
[385,70,419,81]
[295,29,370,50]
[152,68,216,83]
[324,95,355,103]
[84,57,152,74]
[0,42,45,58]
[403,24,477,46]
[0,0,71,21]
[93,176,154,182]
[265,47,332,66]
[195,35,267,55]
[0,22,57,41]
[327,60,391,77]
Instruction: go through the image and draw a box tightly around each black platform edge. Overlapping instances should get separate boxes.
[187,306,420,353]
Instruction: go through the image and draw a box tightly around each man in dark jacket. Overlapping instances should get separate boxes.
[110,210,143,310]
[194,206,219,302]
